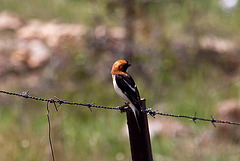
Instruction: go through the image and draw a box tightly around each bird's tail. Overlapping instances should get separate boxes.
[129,104,141,132]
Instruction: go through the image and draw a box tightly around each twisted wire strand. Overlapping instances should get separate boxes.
[1,90,240,126]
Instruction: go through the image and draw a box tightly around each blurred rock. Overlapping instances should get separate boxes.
[16,20,43,40]
[0,39,20,76]
[17,20,86,50]
[199,36,236,54]
[10,39,51,69]
[215,99,240,142]
[90,25,125,54]
[0,54,9,76]
[94,26,125,40]
[109,27,126,40]
[197,36,240,73]
[0,11,23,31]
[94,25,107,39]
[172,36,240,75]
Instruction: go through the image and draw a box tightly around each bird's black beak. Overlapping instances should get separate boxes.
[127,61,131,67]
[123,60,131,72]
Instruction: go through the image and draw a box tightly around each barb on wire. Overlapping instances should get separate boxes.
[22,90,30,98]
[86,103,95,112]
[53,96,66,111]
[192,111,197,123]
[211,115,217,127]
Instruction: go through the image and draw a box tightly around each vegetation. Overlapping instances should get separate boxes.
[0,0,240,160]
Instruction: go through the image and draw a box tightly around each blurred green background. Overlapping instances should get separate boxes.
[1,0,240,160]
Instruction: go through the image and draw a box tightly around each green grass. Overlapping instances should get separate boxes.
[1,0,240,160]
[1,69,240,161]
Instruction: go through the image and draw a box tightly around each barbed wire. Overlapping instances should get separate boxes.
[144,110,240,127]
[1,89,240,161]
[1,90,240,126]
[0,90,129,111]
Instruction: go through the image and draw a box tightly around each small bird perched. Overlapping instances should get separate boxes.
[111,60,142,130]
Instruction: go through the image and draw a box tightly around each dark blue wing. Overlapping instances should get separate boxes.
[115,74,141,110]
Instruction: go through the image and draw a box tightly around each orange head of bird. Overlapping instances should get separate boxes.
[111,60,131,75]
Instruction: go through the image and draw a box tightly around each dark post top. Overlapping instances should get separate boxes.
[126,99,153,161]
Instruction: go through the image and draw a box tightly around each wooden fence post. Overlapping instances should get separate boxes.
[126,98,153,161]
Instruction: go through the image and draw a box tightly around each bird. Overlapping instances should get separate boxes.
[111,60,142,130]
